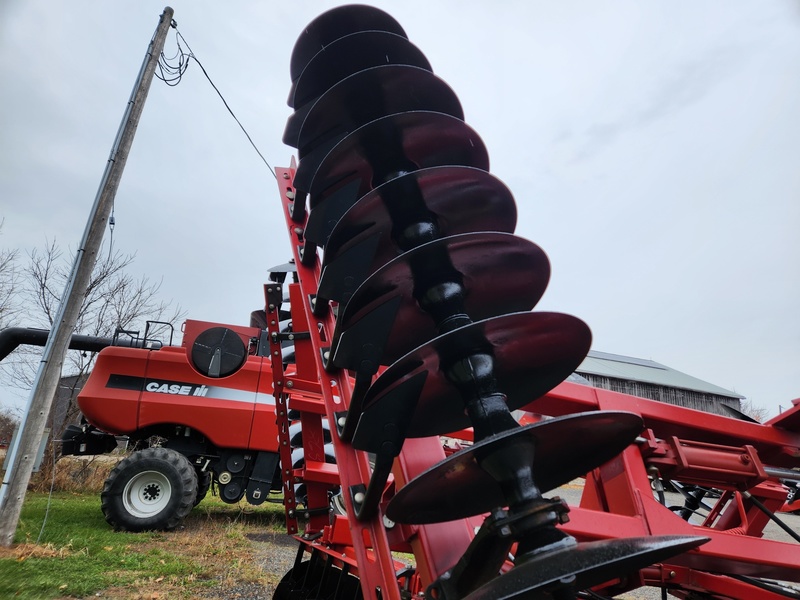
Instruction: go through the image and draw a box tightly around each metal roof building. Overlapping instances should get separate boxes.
[574,350,744,416]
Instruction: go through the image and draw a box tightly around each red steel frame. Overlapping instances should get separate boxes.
[272,163,800,599]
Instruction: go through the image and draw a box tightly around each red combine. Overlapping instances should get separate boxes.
[53,4,800,598]
[61,315,340,531]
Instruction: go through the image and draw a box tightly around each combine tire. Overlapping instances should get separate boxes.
[101,447,198,532]
[194,470,212,506]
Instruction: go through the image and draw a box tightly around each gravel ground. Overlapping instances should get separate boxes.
[199,531,298,599]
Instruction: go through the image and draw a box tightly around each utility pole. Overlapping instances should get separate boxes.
[0,7,174,547]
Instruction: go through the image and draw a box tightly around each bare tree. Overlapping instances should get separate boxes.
[0,407,17,447]
[1,241,184,435]
[739,399,771,424]
[0,221,19,329]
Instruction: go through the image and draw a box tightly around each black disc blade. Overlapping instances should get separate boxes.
[353,312,591,445]
[301,111,489,203]
[315,167,517,297]
[385,411,642,524]
[292,134,349,196]
[290,5,406,81]
[284,65,463,153]
[289,31,432,108]
[330,233,550,369]
[463,536,709,600]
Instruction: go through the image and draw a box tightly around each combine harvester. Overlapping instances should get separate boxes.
[46,5,799,599]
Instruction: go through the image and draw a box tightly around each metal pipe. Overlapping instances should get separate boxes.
[764,466,800,483]
[0,327,163,363]
[0,327,113,362]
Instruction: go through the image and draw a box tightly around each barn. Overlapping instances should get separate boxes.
[573,350,744,417]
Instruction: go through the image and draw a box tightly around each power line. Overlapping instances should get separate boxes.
[157,23,277,180]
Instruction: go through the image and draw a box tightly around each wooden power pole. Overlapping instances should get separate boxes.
[0,6,174,547]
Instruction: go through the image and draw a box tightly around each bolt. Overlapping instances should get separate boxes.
[740,454,751,464]
[294,227,303,235]
[338,416,347,427]
[286,380,294,388]
[285,190,295,199]
[669,571,676,579]
[323,351,330,361]
[282,172,289,179]
[354,492,366,504]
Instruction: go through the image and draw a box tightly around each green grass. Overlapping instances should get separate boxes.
[0,489,290,599]
[0,492,204,599]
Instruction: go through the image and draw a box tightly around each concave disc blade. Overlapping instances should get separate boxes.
[330,233,550,369]
[353,312,591,443]
[289,31,431,108]
[296,111,488,201]
[463,536,709,600]
[290,5,406,81]
[316,167,517,299]
[284,65,463,152]
[385,411,641,524]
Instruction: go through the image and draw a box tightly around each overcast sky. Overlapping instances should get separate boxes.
[1,1,798,418]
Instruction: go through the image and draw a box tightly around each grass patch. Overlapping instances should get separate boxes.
[0,491,288,599]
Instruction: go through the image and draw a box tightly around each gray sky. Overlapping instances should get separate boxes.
[1,1,798,418]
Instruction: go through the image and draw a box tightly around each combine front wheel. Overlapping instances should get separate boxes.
[101,447,198,531]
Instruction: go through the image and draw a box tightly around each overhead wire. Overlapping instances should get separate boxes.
[154,32,190,86]
[156,21,277,179]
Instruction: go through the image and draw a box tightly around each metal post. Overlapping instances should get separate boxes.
[0,6,175,547]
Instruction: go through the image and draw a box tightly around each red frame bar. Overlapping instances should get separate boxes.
[274,166,477,599]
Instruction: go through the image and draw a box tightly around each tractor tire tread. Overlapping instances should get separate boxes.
[101,447,198,532]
